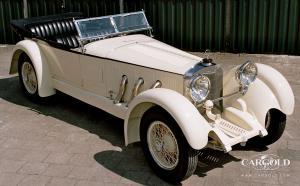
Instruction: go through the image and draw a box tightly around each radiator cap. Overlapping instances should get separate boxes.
[202,58,215,67]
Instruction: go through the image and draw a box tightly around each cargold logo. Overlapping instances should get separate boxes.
[241,154,290,170]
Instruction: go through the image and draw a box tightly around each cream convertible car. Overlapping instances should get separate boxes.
[10,12,294,183]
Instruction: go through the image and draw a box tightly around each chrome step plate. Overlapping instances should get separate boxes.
[214,118,248,137]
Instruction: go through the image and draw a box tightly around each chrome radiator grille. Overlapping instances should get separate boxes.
[203,67,223,111]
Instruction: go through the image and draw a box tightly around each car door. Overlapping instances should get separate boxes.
[79,55,106,96]
[39,42,81,87]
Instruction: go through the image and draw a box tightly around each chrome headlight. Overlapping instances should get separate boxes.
[189,75,210,103]
[236,61,258,87]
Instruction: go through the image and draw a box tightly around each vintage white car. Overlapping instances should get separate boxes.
[10,11,294,183]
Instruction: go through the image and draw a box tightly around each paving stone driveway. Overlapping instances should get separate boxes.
[0,50,299,186]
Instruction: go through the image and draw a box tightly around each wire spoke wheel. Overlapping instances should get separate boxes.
[21,61,37,94]
[147,121,179,170]
[141,105,199,183]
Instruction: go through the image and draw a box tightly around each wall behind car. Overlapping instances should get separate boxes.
[1,0,299,55]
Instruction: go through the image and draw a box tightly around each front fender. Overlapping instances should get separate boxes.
[124,88,211,150]
[224,63,294,126]
[256,63,294,115]
[10,40,55,97]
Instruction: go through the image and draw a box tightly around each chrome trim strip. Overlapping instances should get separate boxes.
[114,75,128,104]
[110,17,119,33]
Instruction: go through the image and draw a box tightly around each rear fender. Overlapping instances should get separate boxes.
[10,40,55,97]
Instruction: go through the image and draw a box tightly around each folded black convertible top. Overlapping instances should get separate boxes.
[11,12,83,38]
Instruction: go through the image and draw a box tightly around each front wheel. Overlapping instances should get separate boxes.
[140,107,198,183]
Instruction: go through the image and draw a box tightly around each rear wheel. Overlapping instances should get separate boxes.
[140,107,198,183]
[18,53,41,101]
[250,109,286,146]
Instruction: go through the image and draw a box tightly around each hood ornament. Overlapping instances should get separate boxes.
[202,49,214,67]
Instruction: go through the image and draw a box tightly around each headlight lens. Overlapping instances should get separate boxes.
[189,75,210,103]
[236,61,258,86]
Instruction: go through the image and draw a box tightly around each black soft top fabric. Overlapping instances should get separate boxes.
[10,12,83,39]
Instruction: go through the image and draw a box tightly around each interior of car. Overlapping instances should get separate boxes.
[28,19,80,48]
[10,12,82,49]
[10,11,151,49]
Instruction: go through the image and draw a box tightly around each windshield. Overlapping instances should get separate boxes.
[74,11,151,40]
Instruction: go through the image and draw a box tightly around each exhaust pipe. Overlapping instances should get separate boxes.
[150,80,162,89]
[114,75,128,104]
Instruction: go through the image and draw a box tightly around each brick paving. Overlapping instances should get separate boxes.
[0,49,299,186]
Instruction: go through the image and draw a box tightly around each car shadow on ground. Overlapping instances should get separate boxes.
[0,76,269,185]
[0,76,124,147]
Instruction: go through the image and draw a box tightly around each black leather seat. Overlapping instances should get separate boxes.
[55,35,79,47]
[28,19,80,48]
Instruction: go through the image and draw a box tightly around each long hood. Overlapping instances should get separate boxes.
[83,35,202,74]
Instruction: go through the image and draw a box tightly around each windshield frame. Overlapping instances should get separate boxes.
[74,11,152,41]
